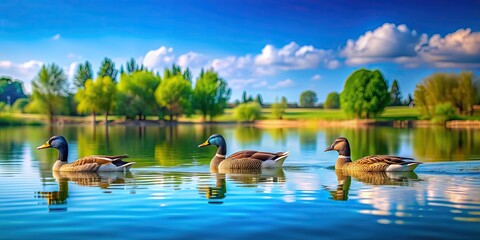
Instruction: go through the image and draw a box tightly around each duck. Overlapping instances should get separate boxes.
[324,137,421,172]
[198,134,289,172]
[37,136,135,172]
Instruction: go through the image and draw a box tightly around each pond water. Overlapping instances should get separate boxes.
[0,125,479,239]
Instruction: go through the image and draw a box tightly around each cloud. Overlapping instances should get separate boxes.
[210,55,256,77]
[52,34,61,40]
[311,74,322,80]
[0,60,43,92]
[176,52,208,70]
[269,78,295,89]
[341,23,425,65]
[418,28,480,68]
[66,62,79,81]
[255,42,339,71]
[142,46,175,70]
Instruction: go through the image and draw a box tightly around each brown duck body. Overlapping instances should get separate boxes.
[199,134,289,172]
[326,137,421,172]
[38,136,135,172]
[53,155,134,172]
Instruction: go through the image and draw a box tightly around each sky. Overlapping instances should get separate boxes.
[1,0,479,102]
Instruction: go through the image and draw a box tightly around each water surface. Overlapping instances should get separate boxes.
[0,125,479,239]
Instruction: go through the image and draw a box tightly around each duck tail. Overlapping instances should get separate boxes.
[274,151,290,164]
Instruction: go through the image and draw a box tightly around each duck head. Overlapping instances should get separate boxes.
[198,134,227,155]
[37,136,69,162]
[324,137,351,157]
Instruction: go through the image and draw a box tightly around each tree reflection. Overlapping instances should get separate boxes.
[299,128,317,152]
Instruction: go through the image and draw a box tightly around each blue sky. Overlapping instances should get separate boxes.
[1,0,479,102]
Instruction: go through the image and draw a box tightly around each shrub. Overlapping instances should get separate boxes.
[234,102,262,121]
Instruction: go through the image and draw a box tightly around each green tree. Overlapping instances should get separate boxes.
[155,75,192,121]
[389,79,402,106]
[299,90,318,108]
[414,72,479,117]
[340,69,390,118]
[117,71,161,120]
[242,91,254,103]
[234,102,262,122]
[0,76,27,105]
[98,57,118,83]
[73,61,93,88]
[28,63,68,123]
[193,69,231,121]
[271,96,288,119]
[255,93,263,106]
[324,92,340,109]
[75,76,116,123]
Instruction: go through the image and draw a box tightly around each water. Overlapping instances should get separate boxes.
[0,125,479,239]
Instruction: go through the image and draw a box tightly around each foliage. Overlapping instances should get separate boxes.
[75,76,116,122]
[73,61,93,88]
[340,69,390,118]
[299,90,318,108]
[432,102,456,124]
[271,96,288,119]
[155,74,192,120]
[414,71,479,117]
[97,57,118,83]
[27,63,68,123]
[0,76,27,105]
[255,94,263,106]
[193,69,231,121]
[242,91,254,103]
[116,71,160,120]
[324,92,340,109]
[389,79,402,106]
[11,98,29,113]
[234,102,262,121]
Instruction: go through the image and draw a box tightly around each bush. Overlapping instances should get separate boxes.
[234,102,262,121]
[11,98,29,113]
[432,102,456,123]
[271,97,287,119]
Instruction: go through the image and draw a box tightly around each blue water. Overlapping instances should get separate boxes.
[0,125,479,239]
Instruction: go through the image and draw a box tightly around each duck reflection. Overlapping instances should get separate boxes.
[36,171,132,211]
[197,168,286,204]
[326,169,419,201]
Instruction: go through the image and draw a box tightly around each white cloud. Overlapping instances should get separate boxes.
[269,79,295,89]
[418,28,480,68]
[176,52,208,70]
[52,34,61,40]
[0,60,43,92]
[255,42,339,71]
[142,46,175,71]
[341,23,425,65]
[66,62,78,81]
[210,55,256,77]
[311,74,322,80]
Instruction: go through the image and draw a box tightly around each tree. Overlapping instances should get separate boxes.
[234,102,262,122]
[299,90,318,108]
[242,91,254,103]
[11,98,29,113]
[116,71,161,120]
[193,69,231,121]
[389,79,402,106]
[414,72,479,117]
[75,76,117,123]
[340,69,389,118]
[271,96,288,119]
[98,57,118,83]
[324,92,340,109]
[255,93,263,106]
[125,58,146,74]
[155,75,192,121]
[73,61,93,88]
[29,63,68,123]
[0,76,27,105]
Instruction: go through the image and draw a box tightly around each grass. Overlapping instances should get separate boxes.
[0,113,44,126]
[375,106,420,121]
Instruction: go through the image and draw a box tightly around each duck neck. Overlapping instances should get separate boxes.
[336,142,351,169]
[216,141,227,156]
[57,145,69,162]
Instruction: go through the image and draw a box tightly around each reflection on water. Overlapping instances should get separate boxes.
[0,125,479,239]
[35,171,134,211]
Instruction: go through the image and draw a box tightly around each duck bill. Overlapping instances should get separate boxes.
[37,142,51,150]
[198,141,210,148]
[324,146,334,152]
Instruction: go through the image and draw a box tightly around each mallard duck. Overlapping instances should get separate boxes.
[37,136,135,172]
[324,137,421,172]
[198,134,289,172]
